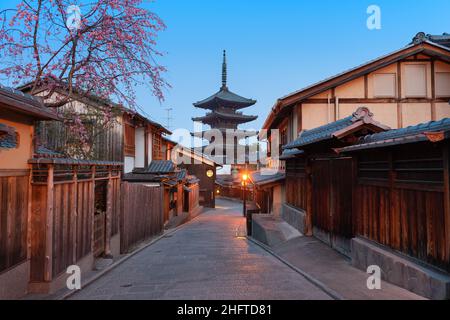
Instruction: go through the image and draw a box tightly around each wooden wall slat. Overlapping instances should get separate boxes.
[120,182,164,253]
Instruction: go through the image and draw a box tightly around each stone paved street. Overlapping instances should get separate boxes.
[69,199,332,300]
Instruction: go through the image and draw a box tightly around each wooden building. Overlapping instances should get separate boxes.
[19,81,171,170]
[258,32,450,224]
[280,106,450,298]
[0,85,59,299]
[123,160,200,225]
[173,146,220,208]
[339,118,450,299]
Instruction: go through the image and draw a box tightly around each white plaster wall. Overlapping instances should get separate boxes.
[135,127,145,168]
[124,156,135,173]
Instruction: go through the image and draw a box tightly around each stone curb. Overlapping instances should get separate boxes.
[247,236,345,301]
[58,208,208,300]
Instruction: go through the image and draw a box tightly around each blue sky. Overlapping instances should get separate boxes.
[1,0,450,132]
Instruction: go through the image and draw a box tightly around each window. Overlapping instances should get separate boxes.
[435,72,450,97]
[404,64,427,97]
[373,73,396,97]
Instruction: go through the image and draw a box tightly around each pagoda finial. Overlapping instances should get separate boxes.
[222,50,227,89]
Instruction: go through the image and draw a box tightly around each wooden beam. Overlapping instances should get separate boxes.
[105,167,113,257]
[431,60,437,121]
[443,143,450,263]
[364,74,369,99]
[71,166,78,263]
[44,164,54,282]
[397,62,403,128]
[301,97,450,104]
[305,157,313,236]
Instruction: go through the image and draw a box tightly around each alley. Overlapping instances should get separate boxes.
[69,199,332,300]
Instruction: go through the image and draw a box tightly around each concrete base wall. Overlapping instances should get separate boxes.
[252,214,302,247]
[0,261,30,300]
[351,237,450,300]
[28,253,94,295]
[110,234,121,258]
[281,204,306,234]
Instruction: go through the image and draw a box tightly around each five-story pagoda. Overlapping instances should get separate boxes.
[192,51,258,167]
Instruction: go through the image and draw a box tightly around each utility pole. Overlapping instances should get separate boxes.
[165,107,173,131]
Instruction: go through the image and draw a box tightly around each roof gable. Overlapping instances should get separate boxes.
[284,107,390,150]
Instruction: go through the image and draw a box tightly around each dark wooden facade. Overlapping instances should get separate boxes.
[179,163,216,208]
[0,172,29,274]
[283,107,388,254]
[351,141,450,272]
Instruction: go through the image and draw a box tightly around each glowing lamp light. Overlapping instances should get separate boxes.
[242,173,249,182]
[206,169,214,178]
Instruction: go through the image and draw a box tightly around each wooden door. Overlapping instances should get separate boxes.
[311,157,353,255]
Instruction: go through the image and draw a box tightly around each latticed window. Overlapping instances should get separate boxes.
[152,132,163,160]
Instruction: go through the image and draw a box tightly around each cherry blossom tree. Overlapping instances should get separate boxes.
[0,0,167,108]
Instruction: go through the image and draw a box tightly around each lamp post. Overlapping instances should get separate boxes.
[242,173,248,217]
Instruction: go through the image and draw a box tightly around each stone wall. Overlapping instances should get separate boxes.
[281,204,306,235]
[351,237,450,300]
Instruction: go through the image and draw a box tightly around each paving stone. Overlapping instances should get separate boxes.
[69,199,332,300]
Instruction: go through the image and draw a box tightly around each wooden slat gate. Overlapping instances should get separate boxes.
[93,212,106,257]
[312,157,353,255]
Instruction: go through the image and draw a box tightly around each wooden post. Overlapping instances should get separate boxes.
[105,167,113,257]
[44,164,54,282]
[71,166,78,263]
[90,165,96,255]
[443,143,450,263]
[305,157,313,236]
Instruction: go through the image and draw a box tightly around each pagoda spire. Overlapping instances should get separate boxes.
[222,50,227,89]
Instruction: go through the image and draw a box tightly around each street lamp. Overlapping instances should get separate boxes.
[242,173,249,217]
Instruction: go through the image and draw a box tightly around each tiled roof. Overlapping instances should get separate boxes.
[279,149,304,160]
[193,87,256,110]
[251,171,285,186]
[187,175,200,184]
[284,116,355,150]
[35,145,65,158]
[341,118,450,152]
[122,173,162,183]
[175,169,187,182]
[143,160,175,174]
[192,111,258,123]
[411,32,450,48]
[0,84,59,120]
[284,107,389,150]
[0,129,17,149]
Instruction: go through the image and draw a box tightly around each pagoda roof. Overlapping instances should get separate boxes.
[193,50,256,110]
[192,110,257,124]
[191,129,258,138]
[193,87,257,110]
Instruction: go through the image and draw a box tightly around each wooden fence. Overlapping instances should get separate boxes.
[353,143,450,272]
[120,182,164,253]
[0,171,29,274]
[29,159,122,282]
